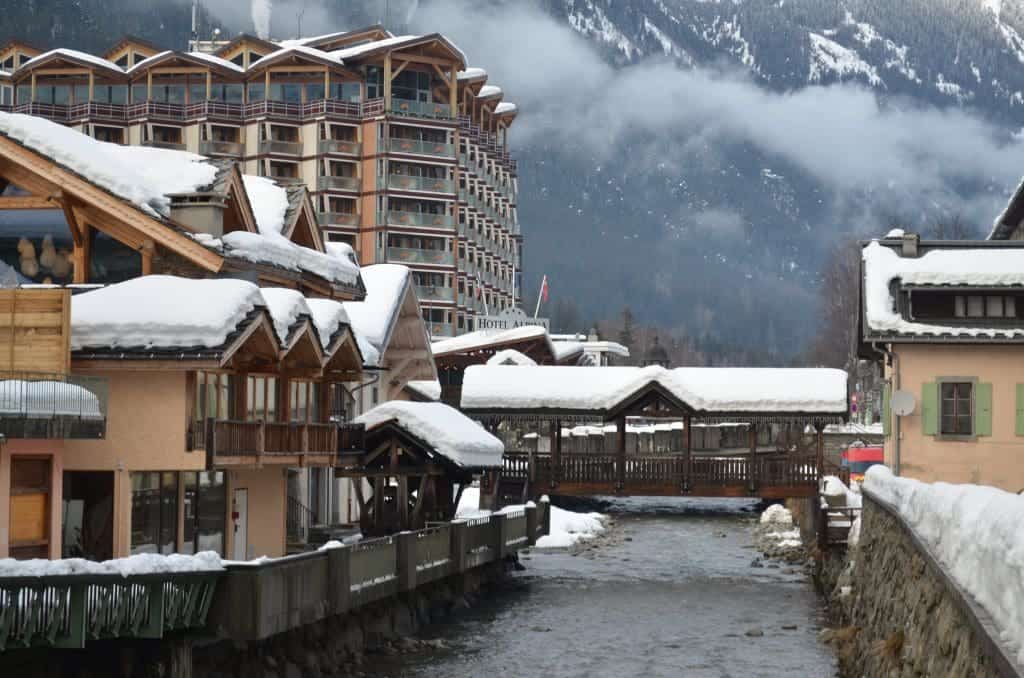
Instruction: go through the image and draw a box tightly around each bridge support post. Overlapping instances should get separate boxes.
[683,415,692,492]
[550,419,561,489]
[814,422,826,483]
[747,423,758,494]
[616,415,626,492]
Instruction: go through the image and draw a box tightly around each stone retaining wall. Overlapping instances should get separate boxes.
[819,494,1016,678]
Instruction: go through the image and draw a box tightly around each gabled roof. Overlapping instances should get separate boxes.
[245,45,353,75]
[102,35,165,60]
[343,264,413,366]
[279,25,392,51]
[355,401,503,468]
[432,326,556,364]
[213,34,280,58]
[989,177,1024,240]
[125,50,244,77]
[330,33,467,69]
[0,40,42,57]
[17,48,124,76]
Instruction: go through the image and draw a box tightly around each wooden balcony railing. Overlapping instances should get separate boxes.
[203,419,366,465]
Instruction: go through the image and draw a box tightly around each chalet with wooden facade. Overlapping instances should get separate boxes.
[860,234,1024,491]
[0,26,523,338]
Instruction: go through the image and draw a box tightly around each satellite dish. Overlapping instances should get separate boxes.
[892,390,916,416]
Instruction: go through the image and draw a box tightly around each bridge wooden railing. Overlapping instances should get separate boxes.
[503,451,821,497]
[0,572,219,652]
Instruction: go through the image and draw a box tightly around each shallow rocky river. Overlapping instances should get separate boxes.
[369,497,838,677]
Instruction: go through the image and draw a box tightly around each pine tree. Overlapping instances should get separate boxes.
[618,307,635,359]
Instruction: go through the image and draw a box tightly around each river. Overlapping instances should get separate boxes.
[369,497,838,677]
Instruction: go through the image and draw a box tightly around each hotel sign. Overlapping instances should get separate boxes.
[476,308,550,331]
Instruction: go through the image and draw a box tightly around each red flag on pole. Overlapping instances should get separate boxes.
[541,275,549,302]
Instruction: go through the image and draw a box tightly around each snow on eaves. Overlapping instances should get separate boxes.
[477,84,503,99]
[355,401,503,468]
[406,379,442,401]
[259,287,312,343]
[486,349,537,366]
[0,113,218,220]
[458,67,487,80]
[19,48,123,73]
[0,380,104,420]
[212,231,360,288]
[494,102,517,115]
[432,326,549,358]
[71,276,264,350]
[461,365,849,415]
[186,51,246,73]
[863,241,1024,338]
[305,298,351,348]
[342,264,411,366]
[242,175,289,236]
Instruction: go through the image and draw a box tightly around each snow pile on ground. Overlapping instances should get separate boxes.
[537,504,607,548]
[759,504,794,526]
[823,475,863,508]
[355,401,503,468]
[865,465,1024,663]
[757,504,806,562]
[0,113,218,219]
[0,551,222,577]
[454,487,607,548]
[71,275,263,350]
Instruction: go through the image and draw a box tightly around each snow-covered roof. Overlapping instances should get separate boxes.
[405,379,442,401]
[494,102,517,115]
[243,175,289,236]
[259,287,312,343]
[186,51,246,73]
[19,48,123,73]
[216,231,360,288]
[458,67,487,80]
[862,240,1024,339]
[0,113,217,220]
[552,341,585,362]
[305,297,351,348]
[486,349,537,366]
[71,276,263,351]
[989,176,1024,240]
[256,44,344,67]
[461,365,849,416]
[477,84,503,98]
[355,400,503,468]
[432,325,551,358]
[342,264,410,367]
[330,35,421,60]
[125,50,174,74]
[0,380,103,419]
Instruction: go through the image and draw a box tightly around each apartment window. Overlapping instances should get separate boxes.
[93,84,128,104]
[954,294,1018,318]
[182,471,226,556]
[247,82,265,102]
[210,83,244,103]
[329,82,361,102]
[35,84,70,105]
[305,82,325,101]
[246,375,278,421]
[195,372,234,426]
[93,126,124,144]
[940,382,973,436]
[366,66,383,99]
[130,471,178,555]
[392,70,430,102]
[268,82,302,103]
[0,86,11,106]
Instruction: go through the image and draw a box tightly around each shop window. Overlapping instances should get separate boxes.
[130,471,178,555]
[182,471,226,555]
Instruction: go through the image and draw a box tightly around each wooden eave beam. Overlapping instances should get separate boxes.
[0,195,59,210]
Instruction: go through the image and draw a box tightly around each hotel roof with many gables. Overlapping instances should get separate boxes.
[0,26,522,339]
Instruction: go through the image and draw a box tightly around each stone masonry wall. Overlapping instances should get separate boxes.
[821,498,1002,678]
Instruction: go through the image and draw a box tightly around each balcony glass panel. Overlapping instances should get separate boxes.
[387,174,454,194]
[317,175,360,191]
[388,247,455,266]
[382,137,454,157]
[380,211,454,229]
[390,97,452,119]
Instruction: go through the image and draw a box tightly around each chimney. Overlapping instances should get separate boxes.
[900,232,920,258]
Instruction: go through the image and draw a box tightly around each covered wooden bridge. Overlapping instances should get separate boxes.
[460,365,849,501]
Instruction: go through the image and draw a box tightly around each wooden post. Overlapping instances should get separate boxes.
[683,415,692,492]
[747,423,757,493]
[323,69,330,99]
[549,419,561,488]
[449,67,457,114]
[140,239,155,275]
[397,475,409,530]
[616,415,626,492]
[87,71,94,103]
[205,72,212,100]
[72,223,91,284]
[30,72,36,102]
[147,71,152,101]
[815,422,826,482]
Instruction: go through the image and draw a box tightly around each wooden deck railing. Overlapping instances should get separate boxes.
[204,419,366,465]
[504,451,821,497]
[0,572,218,652]
[208,501,546,642]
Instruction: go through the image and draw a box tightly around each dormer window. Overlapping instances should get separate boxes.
[953,295,1017,318]
[911,291,1022,322]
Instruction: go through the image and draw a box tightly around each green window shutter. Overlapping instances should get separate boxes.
[975,382,993,437]
[1016,384,1024,436]
[882,384,891,437]
[921,382,938,436]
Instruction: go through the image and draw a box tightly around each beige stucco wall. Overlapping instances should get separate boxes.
[228,467,287,559]
[887,344,1024,491]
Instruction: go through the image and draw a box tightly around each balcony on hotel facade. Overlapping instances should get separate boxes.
[388,97,453,121]
[415,285,457,303]
[379,137,455,159]
[380,174,455,195]
[318,138,361,156]
[259,139,303,157]
[317,175,360,192]
[378,210,455,230]
[317,211,359,228]
[384,246,455,266]
[199,139,244,158]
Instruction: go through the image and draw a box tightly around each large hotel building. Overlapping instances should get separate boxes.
[0,27,522,337]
